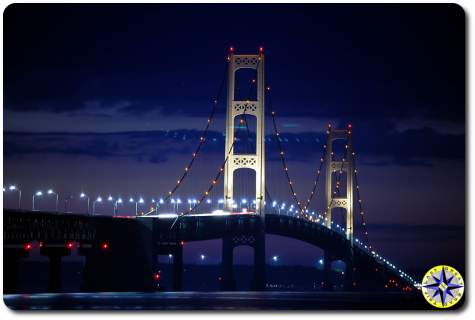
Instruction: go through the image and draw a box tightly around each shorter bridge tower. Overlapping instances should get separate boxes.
[325,126,354,242]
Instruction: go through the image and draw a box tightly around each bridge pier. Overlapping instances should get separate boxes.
[221,236,236,290]
[221,228,266,291]
[40,245,71,293]
[323,250,333,291]
[172,243,183,291]
[343,252,355,291]
[251,230,266,291]
[4,247,30,294]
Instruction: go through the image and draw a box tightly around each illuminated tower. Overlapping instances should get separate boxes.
[223,47,265,216]
[325,125,354,242]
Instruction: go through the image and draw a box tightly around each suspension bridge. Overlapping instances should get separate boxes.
[3,47,418,293]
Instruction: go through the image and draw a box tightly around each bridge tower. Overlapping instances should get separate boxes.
[223,48,265,215]
[222,48,266,291]
[325,126,354,242]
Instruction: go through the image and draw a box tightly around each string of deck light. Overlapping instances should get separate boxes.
[267,88,329,219]
[156,62,228,206]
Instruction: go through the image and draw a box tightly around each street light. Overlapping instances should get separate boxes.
[150,199,157,213]
[7,185,21,209]
[274,201,281,214]
[92,196,102,215]
[47,189,59,212]
[64,195,73,213]
[129,197,136,216]
[114,197,123,216]
[80,192,90,214]
[241,198,247,210]
[32,191,43,211]
[137,197,145,215]
[107,195,114,215]
[156,198,164,213]
[171,198,176,213]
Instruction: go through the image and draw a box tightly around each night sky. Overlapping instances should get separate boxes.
[3,4,465,275]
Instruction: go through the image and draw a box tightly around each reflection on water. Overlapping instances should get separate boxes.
[4,291,429,310]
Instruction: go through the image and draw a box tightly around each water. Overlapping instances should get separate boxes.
[4,291,431,310]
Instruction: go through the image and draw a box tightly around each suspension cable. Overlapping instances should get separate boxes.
[160,62,228,203]
[351,150,371,247]
[172,55,264,218]
[267,88,328,219]
[173,108,253,219]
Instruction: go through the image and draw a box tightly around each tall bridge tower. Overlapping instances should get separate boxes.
[222,48,266,291]
[325,127,354,242]
[223,48,266,216]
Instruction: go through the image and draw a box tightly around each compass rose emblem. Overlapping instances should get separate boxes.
[421,265,464,308]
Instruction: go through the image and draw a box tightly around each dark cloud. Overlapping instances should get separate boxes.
[4,124,464,166]
[4,4,465,123]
